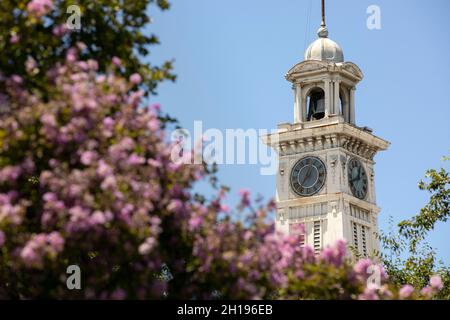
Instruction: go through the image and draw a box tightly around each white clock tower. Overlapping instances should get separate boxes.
[262,3,390,257]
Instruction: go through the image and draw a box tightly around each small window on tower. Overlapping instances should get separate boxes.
[352,221,359,253]
[361,226,367,257]
[307,88,325,121]
[313,221,321,254]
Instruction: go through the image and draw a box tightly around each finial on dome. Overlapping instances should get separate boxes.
[321,0,326,27]
[317,26,328,38]
[318,0,328,38]
[304,0,344,63]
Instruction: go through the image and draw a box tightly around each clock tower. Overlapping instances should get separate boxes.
[262,4,390,257]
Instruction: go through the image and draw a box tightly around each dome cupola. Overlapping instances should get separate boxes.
[304,26,344,63]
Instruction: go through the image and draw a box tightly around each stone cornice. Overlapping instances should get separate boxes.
[285,60,364,84]
[261,119,390,161]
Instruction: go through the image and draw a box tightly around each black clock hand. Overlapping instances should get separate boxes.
[302,164,313,185]
[350,168,358,183]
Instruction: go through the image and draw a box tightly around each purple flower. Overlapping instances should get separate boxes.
[0,165,21,183]
[27,0,54,18]
[80,151,97,165]
[139,237,156,255]
[189,215,203,231]
[96,160,112,178]
[52,24,69,37]
[238,189,251,207]
[100,175,117,191]
[421,286,433,298]
[129,73,142,85]
[150,103,161,111]
[10,34,20,44]
[47,231,64,252]
[430,275,443,291]
[127,153,145,166]
[399,285,414,299]
[20,232,64,268]
[148,118,160,131]
[112,56,122,67]
[66,47,77,62]
[11,75,23,85]
[358,287,379,300]
[167,199,184,214]
[353,258,372,275]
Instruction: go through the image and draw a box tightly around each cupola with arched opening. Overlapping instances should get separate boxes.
[285,26,363,126]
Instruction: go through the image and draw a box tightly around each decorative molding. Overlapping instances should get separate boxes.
[271,132,380,161]
[285,61,364,84]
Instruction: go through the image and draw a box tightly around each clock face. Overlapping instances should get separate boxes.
[348,157,368,200]
[290,156,326,197]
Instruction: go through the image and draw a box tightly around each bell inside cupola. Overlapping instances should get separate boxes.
[307,88,325,121]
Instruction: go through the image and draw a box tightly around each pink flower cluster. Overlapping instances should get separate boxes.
[20,232,64,268]
[0,50,205,298]
[27,0,54,18]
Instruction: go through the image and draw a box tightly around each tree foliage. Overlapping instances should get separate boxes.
[0,0,174,95]
[380,157,450,299]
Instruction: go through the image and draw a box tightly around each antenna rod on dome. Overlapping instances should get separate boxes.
[321,0,326,27]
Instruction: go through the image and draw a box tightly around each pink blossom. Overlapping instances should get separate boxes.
[112,56,122,67]
[91,211,107,225]
[27,0,54,18]
[11,75,23,85]
[167,199,184,214]
[421,286,433,298]
[96,160,112,178]
[80,151,97,165]
[52,24,69,37]
[20,232,64,268]
[101,175,117,190]
[129,73,142,85]
[66,48,77,63]
[399,285,414,299]
[358,287,379,300]
[127,153,145,166]
[189,215,203,231]
[430,275,443,291]
[139,237,156,255]
[10,34,20,44]
[47,232,64,252]
[353,258,372,275]
[0,165,21,182]
[148,117,160,131]
[150,103,161,111]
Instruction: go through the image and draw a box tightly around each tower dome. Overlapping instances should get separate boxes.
[304,26,344,63]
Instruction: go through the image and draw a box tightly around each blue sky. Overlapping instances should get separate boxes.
[147,0,450,263]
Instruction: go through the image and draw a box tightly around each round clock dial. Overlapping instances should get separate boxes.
[348,157,368,199]
[290,156,326,197]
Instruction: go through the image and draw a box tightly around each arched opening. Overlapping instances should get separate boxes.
[306,88,325,121]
